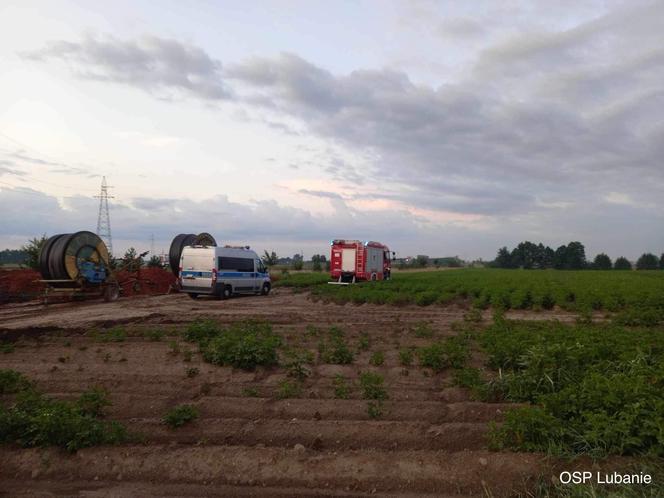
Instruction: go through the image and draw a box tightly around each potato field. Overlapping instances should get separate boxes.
[1,268,663,496]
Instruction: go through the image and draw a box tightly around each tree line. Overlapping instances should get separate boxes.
[491,241,664,270]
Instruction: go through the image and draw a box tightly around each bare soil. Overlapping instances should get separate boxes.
[0,289,571,497]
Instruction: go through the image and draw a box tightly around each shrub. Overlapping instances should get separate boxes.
[162,404,199,428]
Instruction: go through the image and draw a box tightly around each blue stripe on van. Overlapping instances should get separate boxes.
[181,270,213,278]
[181,271,269,278]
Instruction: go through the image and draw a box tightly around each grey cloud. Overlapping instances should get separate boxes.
[297,189,343,200]
[23,35,231,101]
[18,5,664,255]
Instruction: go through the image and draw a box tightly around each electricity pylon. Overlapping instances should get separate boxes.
[95,176,114,256]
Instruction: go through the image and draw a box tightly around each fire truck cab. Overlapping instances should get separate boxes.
[330,240,393,284]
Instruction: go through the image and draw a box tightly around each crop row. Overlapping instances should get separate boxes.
[277,269,664,315]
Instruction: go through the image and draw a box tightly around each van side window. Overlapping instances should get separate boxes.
[218,257,254,272]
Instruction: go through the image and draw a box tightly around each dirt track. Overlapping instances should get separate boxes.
[0,289,551,497]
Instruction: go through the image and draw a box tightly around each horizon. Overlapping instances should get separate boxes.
[1,1,663,260]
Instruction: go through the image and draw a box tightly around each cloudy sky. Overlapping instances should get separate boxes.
[1,0,662,260]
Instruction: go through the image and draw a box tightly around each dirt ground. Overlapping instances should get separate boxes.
[0,289,563,497]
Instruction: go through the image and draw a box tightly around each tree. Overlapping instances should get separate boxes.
[414,255,429,268]
[636,253,659,270]
[592,253,612,270]
[20,235,48,270]
[660,253,664,270]
[613,256,632,270]
[261,250,278,267]
[311,254,325,272]
[292,253,303,271]
[122,247,143,272]
[494,247,512,268]
[553,245,567,269]
[565,241,586,269]
[147,255,162,268]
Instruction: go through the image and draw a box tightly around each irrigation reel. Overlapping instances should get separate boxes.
[38,231,149,304]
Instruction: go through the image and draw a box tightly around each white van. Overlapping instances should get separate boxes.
[179,245,271,299]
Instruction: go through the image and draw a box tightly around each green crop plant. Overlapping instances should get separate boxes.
[276,379,301,399]
[332,374,350,399]
[0,370,126,452]
[145,328,165,341]
[242,386,259,397]
[92,326,126,342]
[184,319,281,370]
[398,348,414,366]
[357,331,371,351]
[369,351,384,366]
[162,404,199,428]
[317,327,354,365]
[481,320,664,457]
[274,269,664,315]
[359,371,388,401]
[411,321,435,338]
[417,335,470,372]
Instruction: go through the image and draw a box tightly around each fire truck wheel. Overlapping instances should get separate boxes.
[222,285,233,300]
[261,282,271,295]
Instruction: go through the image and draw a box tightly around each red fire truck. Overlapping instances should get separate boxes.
[329,240,394,284]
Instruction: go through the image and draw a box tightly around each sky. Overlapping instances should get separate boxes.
[1,0,663,260]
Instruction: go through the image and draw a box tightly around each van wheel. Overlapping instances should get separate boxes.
[261,283,271,295]
[188,293,198,300]
[222,285,232,300]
